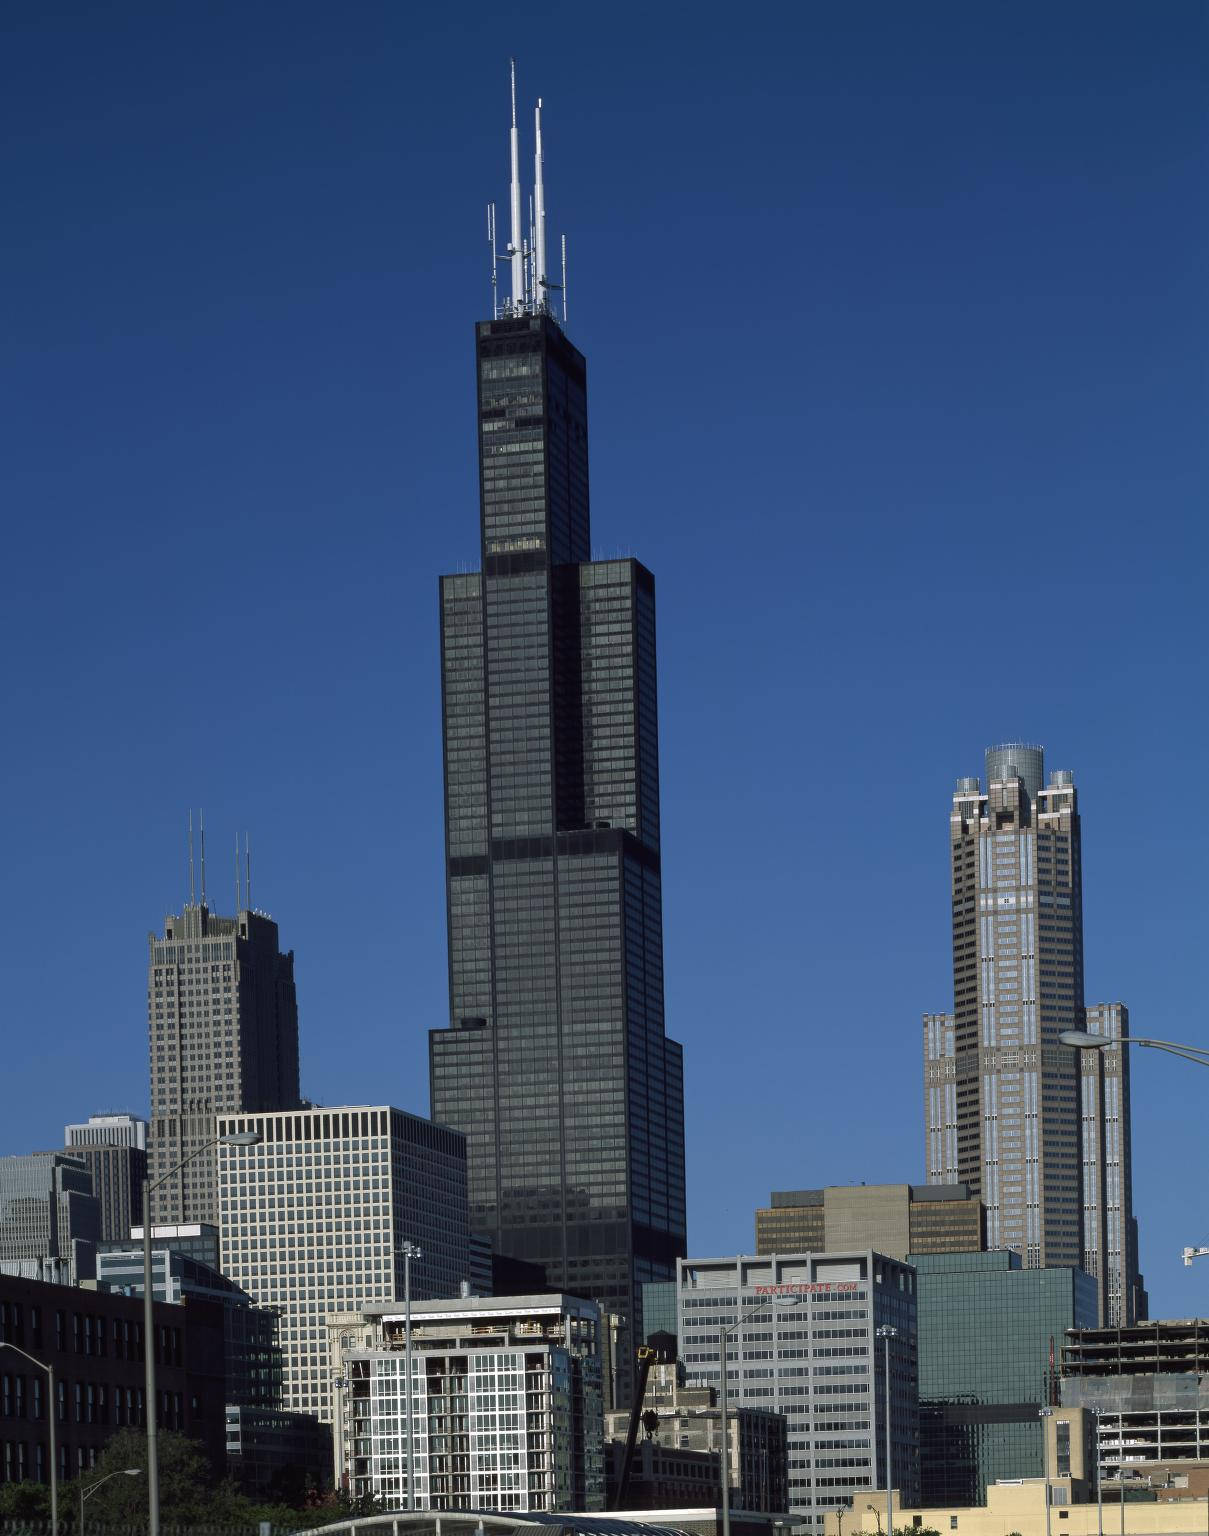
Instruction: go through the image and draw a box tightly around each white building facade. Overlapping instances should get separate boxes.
[330,1294,604,1512]
[677,1251,919,1529]
[217,1105,469,1423]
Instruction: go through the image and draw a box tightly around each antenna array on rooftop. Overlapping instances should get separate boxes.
[487,61,567,325]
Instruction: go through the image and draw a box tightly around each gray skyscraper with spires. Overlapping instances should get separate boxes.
[923,743,1145,1324]
[148,858,300,1227]
[429,73,686,1405]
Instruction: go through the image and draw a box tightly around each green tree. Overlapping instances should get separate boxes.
[81,1429,241,1525]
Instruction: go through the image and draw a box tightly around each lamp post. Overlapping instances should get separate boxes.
[0,1342,56,1536]
[78,1467,141,1536]
[141,1129,262,1536]
[1059,1031,1209,1069]
[877,1326,897,1536]
[1039,1407,1053,1536]
[720,1294,800,1536]
[400,1239,422,1511]
[866,1503,882,1535]
[1093,1409,1103,1536]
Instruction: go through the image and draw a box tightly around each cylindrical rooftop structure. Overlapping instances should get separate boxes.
[985,742,1045,798]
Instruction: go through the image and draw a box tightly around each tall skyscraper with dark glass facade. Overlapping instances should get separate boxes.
[922,743,1145,1324]
[430,306,687,1402]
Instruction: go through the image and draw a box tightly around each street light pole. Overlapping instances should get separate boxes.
[78,1467,141,1536]
[400,1239,422,1511]
[877,1327,897,1536]
[1094,1410,1103,1536]
[0,1343,56,1536]
[142,1129,261,1536]
[1039,1408,1053,1536]
[720,1294,800,1536]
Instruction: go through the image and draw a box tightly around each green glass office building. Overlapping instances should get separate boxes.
[912,1250,1097,1506]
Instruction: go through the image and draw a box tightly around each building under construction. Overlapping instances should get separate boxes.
[1060,1320,1209,1485]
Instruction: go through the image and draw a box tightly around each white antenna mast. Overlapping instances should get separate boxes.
[527,195,535,308]
[487,202,498,319]
[561,234,567,325]
[508,60,523,309]
[534,99,547,310]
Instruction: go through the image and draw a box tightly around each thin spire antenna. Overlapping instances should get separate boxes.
[199,810,207,908]
[188,811,195,907]
[561,234,567,325]
[527,195,534,308]
[508,61,523,308]
[245,834,252,913]
[235,833,242,913]
[487,202,498,319]
[534,99,547,310]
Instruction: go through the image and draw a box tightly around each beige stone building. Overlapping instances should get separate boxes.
[755,1184,984,1260]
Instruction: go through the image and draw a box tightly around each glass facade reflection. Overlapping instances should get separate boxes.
[432,315,687,1406]
[912,1249,1098,1507]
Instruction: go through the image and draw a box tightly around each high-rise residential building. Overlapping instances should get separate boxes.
[329,1294,604,1511]
[677,1251,920,1530]
[216,1105,469,1425]
[428,76,687,1403]
[922,744,1144,1323]
[0,1153,99,1285]
[911,1249,1097,1507]
[65,1113,148,1151]
[148,894,300,1227]
[755,1184,985,1260]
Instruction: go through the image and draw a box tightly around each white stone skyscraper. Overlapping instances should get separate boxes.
[922,744,1144,1323]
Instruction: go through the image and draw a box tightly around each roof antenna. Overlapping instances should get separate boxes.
[508,60,523,310]
[245,834,252,913]
[234,832,242,913]
[527,195,534,309]
[534,98,547,311]
[199,809,207,908]
[188,811,196,907]
[561,234,567,325]
[487,203,498,319]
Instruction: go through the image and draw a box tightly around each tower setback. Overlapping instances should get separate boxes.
[922,744,1145,1323]
[429,78,687,1405]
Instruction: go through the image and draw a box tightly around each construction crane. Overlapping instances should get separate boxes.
[611,1332,677,1510]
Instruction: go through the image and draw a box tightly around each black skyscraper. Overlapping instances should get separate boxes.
[430,88,686,1402]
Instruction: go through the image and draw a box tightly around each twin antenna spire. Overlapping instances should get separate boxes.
[185,812,251,913]
[488,61,567,324]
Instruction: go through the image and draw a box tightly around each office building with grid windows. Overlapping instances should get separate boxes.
[676,1252,919,1530]
[922,744,1144,1323]
[216,1106,469,1425]
[148,900,300,1227]
[429,297,687,1406]
[0,1154,99,1286]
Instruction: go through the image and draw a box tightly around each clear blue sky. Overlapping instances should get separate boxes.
[3,2,1206,1314]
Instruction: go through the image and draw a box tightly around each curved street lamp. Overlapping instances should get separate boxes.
[142,1130,262,1536]
[0,1341,57,1536]
[1060,1030,1209,1267]
[79,1467,140,1536]
[719,1294,800,1536]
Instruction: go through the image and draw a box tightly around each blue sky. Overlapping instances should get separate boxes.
[3,2,1206,1314]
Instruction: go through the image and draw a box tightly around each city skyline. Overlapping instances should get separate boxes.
[3,4,1204,1321]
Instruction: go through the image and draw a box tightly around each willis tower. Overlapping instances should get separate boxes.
[430,67,686,1399]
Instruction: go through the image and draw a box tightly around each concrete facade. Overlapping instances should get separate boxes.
[148,900,300,1227]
